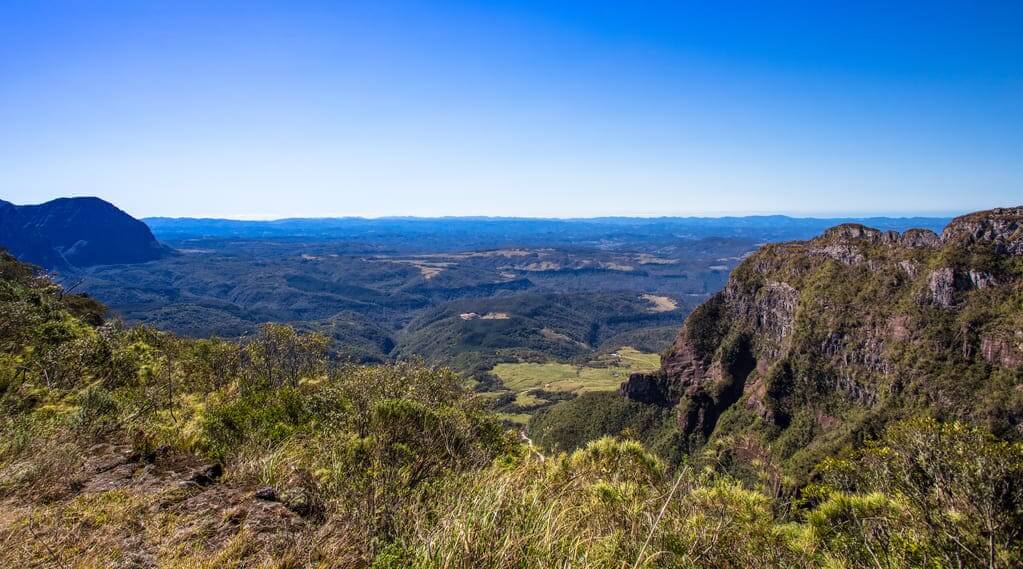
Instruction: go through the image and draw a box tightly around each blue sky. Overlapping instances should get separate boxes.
[1,1,1020,218]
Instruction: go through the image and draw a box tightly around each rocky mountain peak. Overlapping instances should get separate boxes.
[817,222,941,248]
[820,223,884,242]
[942,206,1023,255]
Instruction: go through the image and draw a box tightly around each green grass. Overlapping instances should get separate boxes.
[492,347,660,395]
[496,412,532,426]
[514,391,545,407]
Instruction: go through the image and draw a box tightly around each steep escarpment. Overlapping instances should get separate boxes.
[623,207,1023,475]
[0,197,169,269]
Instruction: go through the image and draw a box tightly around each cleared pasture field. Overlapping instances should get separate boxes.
[491,347,660,395]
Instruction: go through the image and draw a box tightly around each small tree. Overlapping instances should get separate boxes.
[244,323,328,390]
[180,336,242,390]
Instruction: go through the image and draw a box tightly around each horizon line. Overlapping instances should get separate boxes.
[142,211,965,223]
[2,195,995,222]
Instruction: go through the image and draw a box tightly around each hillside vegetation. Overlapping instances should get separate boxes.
[1,245,1022,568]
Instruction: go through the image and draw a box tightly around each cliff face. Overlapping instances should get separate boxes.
[623,207,1023,471]
[0,197,169,269]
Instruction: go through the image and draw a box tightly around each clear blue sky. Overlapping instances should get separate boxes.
[1,1,1020,218]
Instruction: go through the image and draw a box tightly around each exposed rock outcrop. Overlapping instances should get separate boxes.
[981,334,1023,369]
[901,228,942,248]
[927,267,962,308]
[942,206,1023,255]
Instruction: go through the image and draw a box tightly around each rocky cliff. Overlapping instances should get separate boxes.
[623,207,1023,474]
[0,197,169,269]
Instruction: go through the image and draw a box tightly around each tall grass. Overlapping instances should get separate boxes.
[378,438,811,569]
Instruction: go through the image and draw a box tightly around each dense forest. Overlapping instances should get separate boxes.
[2,246,1021,568]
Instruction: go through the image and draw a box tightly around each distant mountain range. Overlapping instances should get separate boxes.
[0,196,959,268]
[0,197,169,269]
[144,213,953,248]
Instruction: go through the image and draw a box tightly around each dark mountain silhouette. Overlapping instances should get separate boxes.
[0,197,169,269]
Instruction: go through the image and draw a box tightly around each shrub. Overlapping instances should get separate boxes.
[199,387,310,460]
[815,417,1023,568]
[70,386,119,437]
